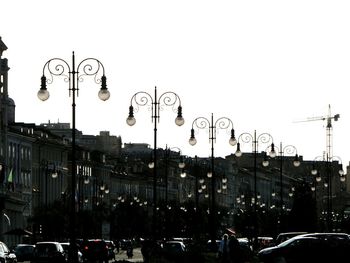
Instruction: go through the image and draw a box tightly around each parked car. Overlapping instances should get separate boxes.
[207,239,221,252]
[31,242,66,263]
[80,239,108,263]
[237,238,254,260]
[14,244,34,262]
[258,232,350,263]
[59,242,83,263]
[257,236,274,250]
[161,240,187,262]
[0,241,17,263]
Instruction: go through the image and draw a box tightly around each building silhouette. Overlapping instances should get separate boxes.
[1,37,350,245]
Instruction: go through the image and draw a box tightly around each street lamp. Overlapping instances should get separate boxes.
[126,86,184,241]
[269,142,300,231]
[311,154,344,231]
[189,113,236,244]
[234,131,274,240]
[38,52,110,263]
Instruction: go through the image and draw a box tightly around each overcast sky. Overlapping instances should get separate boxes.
[2,0,350,171]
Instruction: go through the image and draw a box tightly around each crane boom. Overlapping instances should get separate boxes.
[294,105,339,159]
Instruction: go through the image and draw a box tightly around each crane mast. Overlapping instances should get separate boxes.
[294,104,339,160]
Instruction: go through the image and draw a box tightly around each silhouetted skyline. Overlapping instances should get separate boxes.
[2,0,350,169]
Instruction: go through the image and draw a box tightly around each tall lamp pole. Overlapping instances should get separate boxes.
[269,143,300,231]
[234,131,275,242]
[126,87,184,241]
[37,52,110,263]
[189,113,237,245]
[311,155,344,231]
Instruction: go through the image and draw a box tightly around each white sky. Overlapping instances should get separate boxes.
[2,0,350,171]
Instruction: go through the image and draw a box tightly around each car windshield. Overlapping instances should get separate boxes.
[277,236,301,247]
[16,245,34,253]
[163,242,185,252]
[35,243,57,254]
[60,244,69,250]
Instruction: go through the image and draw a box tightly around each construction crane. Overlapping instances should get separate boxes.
[294,104,340,159]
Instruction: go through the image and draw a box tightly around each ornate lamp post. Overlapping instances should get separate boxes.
[126,87,184,241]
[311,155,344,231]
[189,113,236,244]
[269,142,300,231]
[234,131,274,242]
[37,52,110,263]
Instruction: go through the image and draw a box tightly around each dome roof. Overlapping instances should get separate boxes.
[6,97,15,106]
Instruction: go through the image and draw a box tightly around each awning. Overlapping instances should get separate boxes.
[3,228,33,236]
[226,228,236,235]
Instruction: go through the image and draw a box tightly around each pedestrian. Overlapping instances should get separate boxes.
[218,234,230,263]
[141,239,153,263]
[115,239,120,254]
[228,234,242,263]
[126,242,133,259]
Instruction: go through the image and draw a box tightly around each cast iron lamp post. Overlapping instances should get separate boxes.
[311,154,344,231]
[268,142,300,231]
[37,52,110,263]
[234,131,275,239]
[189,113,236,245]
[126,86,184,241]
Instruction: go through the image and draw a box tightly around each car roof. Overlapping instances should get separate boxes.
[299,233,350,238]
[36,241,60,244]
[277,231,308,237]
[278,232,350,245]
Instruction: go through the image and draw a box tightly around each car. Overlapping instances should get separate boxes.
[80,239,109,263]
[207,239,221,252]
[0,241,17,263]
[31,241,66,263]
[14,244,35,262]
[257,236,274,250]
[161,240,186,261]
[59,242,83,263]
[258,232,350,263]
[237,238,253,253]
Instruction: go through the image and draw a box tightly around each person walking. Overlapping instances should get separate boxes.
[228,234,243,263]
[141,239,153,263]
[218,234,230,262]
[126,242,133,259]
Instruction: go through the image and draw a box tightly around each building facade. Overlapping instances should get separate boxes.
[1,37,350,244]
